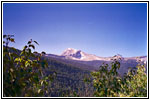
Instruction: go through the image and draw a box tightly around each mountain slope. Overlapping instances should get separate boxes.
[46,48,147,75]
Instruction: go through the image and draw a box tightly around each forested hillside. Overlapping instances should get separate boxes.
[41,56,94,97]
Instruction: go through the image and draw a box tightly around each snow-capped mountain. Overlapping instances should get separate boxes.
[45,48,147,75]
[61,48,111,61]
[61,48,147,63]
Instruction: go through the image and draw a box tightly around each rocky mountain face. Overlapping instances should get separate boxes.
[45,48,147,75]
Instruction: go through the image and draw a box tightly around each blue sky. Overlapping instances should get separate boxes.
[3,3,147,57]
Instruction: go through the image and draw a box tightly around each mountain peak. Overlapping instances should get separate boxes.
[63,48,78,53]
[67,48,77,50]
[61,48,109,61]
[61,48,83,59]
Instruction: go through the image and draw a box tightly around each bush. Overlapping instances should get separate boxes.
[91,59,147,97]
[3,35,53,97]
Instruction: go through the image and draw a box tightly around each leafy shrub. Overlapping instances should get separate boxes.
[3,35,54,97]
[91,59,147,97]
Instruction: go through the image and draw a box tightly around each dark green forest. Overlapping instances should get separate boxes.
[3,35,147,97]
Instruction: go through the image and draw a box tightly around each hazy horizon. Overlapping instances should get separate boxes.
[3,3,147,57]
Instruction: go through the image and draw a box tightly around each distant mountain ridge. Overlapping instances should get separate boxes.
[61,48,147,62]
[45,48,147,75]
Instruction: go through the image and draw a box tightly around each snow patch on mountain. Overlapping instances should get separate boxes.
[61,48,111,61]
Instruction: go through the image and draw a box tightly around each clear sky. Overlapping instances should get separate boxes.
[3,3,147,57]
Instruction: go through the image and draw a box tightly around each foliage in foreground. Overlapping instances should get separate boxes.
[3,35,55,97]
[91,59,147,97]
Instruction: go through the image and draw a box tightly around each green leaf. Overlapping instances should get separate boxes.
[38,89,41,93]
[29,45,35,49]
[34,41,39,45]
[23,45,28,50]
[25,61,30,67]
[28,41,31,44]
[10,38,15,43]
[41,80,44,85]
[14,58,20,62]
[20,51,24,56]
[41,51,46,55]
[33,51,38,54]
[3,35,7,38]
[28,48,32,54]
[45,77,48,80]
